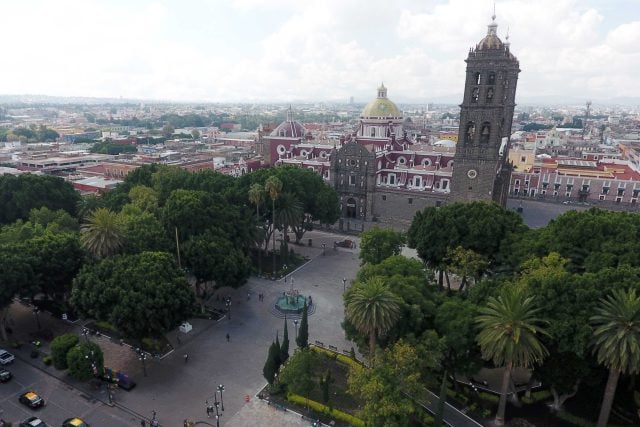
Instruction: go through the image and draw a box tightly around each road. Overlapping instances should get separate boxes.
[0,356,136,426]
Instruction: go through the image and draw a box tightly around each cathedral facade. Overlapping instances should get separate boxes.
[263,17,519,228]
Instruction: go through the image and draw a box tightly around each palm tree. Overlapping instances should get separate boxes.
[248,183,265,275]
[344,277,402,361]
[264,176,282,277]
[590,288,640,427]
[80,208,125,258]
[476,288,549,426]
[275,192,303,262]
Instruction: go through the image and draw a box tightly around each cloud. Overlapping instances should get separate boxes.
[0,0,637,102]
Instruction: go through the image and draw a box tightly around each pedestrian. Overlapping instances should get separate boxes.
[184,353,188,363]
[308,296,313,306]
[247,292,251,301]
[140,420,146,427]
[226,333,230,342]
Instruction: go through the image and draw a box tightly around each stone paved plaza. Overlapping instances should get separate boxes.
[4,230,361,426]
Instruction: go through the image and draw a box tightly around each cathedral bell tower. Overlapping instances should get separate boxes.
[450,15,520,206]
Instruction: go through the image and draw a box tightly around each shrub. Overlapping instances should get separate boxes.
[287,393,365,427]
[50,333,79,369]
[310,346,362,369]
[477,391,499,404]
[67,341,104,381]
[141,337,163,353]
[95,321,118,334]
[42,356,52,366]
[522,389,552,404]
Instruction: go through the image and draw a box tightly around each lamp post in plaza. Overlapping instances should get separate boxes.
[81,327,90,342]
[342,277,347,292]
[214,391,221,427]
[136,347,147,377]
[322,243,326,255]
[151,410,159,427]
[33,307,41,330]
[225,298,231,320]
[217,384,225,411]
[293,319,298,339]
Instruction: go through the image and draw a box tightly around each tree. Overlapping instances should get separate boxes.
[265,176,282,276]
[76,195,104,221]
[275,192,303,262]
[67,341,104,381]
[0,250,32,340]
[280,348,317,406]
[347,340,423,425]
[50,333,80,370]
[120,210,171,255]
[296,302,309,349]
[191,129,200,140]
[444,246,489,291]
[128,185,159,213]
[80,208,125,258]
[0,174,79,224]
[344,277,402,361]
[28,207,79,233]
[162,124,175,139]
[281,318,290,364]
[263,340,281,384]
[71,252,194,341]
[359,226,405,265]
[476,288,549,426]
[590,288,640,427]
[248,183,265,275]
[408,202,524,286]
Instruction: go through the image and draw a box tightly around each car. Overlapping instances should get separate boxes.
[20,417,47,427]
[18,391,45,409]
[62,418,90,427]
[0,350,15,365]
[0,367,12,382]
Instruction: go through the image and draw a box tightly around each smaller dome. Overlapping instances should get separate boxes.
[270,106,306,138]
[477,15,504,50]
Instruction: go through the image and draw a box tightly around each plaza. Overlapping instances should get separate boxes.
[3,230,361,426]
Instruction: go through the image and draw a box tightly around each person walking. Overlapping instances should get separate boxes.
[226,333,230,342]
[184,353,189,363]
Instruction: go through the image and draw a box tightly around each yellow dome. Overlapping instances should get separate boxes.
[361,84,402,118]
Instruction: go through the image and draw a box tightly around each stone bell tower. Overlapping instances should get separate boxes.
[451,15,520,206]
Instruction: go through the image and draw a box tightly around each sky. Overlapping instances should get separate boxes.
[1,0,639,104]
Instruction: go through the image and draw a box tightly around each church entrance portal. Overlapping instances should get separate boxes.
[346,198,357,218]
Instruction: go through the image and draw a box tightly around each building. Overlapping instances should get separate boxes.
[265,15,520,228]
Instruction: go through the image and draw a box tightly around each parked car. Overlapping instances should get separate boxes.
[0,350,15,365]
[0,368,12,382]
[20,417,47,427]
[62,418,90,427]
[18,391,45,409]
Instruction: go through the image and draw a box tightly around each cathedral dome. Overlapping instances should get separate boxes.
[270,107,306,138]
[477,15,504,50]
[361,84,402,118]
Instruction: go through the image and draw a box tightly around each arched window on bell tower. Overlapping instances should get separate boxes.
[480,122,491,143]
[471,88,479,103]
[465,122,475,143]
[486,87,494,103]
[488,72,496,85]
[474,72,481,84]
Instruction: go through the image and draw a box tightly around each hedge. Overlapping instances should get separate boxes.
[287,393,365,427]
[521,390,552,404]
[50,333,79,370]
[310,346,363,369]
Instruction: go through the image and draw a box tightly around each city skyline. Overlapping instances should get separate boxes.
[1,0,639,104]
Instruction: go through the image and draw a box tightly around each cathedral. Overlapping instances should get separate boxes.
[262,16,519,228]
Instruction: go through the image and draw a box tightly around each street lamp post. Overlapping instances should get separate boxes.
[342,277,347,292]
[151,410,159,427]
[85,350,97,377]
[225,298,231,320]
[81,327,90,342]
[293,319,298,338]
[217,384,225,411]
[322,243,326,255]
[136,347,147,377]
[214,392,221,427]
[33,308,41,330]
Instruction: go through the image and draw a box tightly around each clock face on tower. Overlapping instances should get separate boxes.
[467,169,478,179]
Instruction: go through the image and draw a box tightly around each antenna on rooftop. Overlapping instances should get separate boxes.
[583,100,592,140]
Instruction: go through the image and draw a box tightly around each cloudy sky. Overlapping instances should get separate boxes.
[1,0,638,103]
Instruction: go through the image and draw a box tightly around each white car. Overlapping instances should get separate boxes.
[0,349,15,365]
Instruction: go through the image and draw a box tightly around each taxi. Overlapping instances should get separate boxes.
[62,418,90,427]
[18,391,45,409]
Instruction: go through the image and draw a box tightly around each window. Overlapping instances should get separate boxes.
[465,122,475,143]
[480,122,491,143]
[414,177,422,187]
[618,188,624,196]
[633,189,640,197]
[474,72,481,84]
[349,175,356,185]
[370,128,376,137]
[382,195,387,201]
[471,88,479,103]
[521,156,526,163]
[488,72,496,85]
[542,183,548,189]
[408,198,413,204]
[515,179,520,186]
[486,87,494,103]
[442,180,449,190]
[566,184,573,192]
[602,187,609,195]
[389,174,396,185]
[582,185,589,192]
[599,195,605,201]
[616,197,622,203]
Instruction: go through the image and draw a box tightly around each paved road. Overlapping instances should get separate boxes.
[0,356,136,426]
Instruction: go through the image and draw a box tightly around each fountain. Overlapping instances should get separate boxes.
[275,289,307,315]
